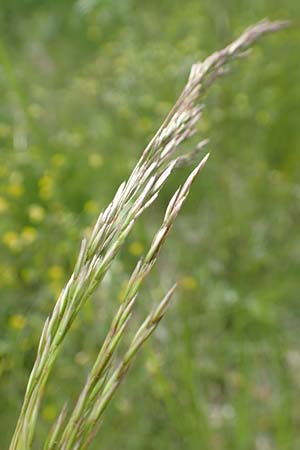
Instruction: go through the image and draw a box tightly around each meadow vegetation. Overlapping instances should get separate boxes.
[1,1,300,449]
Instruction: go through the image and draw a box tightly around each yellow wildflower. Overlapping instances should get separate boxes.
[42,404,57,422]
[88,153,103,168]
[28,204,45,223]
[2,231,21,251]
[9,314,26,330]
[21,226,37,243]
[84,200,99,214]
[48,265,64,281]
[39,174,54,200]
[180,276,198,291]
[128,241,144,257]
[8,183,24,197]
[51,153,65,168]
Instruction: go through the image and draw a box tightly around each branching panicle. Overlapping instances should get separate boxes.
[9,19,289,450]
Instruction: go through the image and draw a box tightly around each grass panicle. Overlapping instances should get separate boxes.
[9,19,288,450]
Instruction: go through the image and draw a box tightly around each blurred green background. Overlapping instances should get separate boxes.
[1,1,300,449]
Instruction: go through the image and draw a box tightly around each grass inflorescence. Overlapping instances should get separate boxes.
[9,19,289,450]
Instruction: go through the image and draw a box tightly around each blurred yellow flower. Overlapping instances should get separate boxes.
[39,174,54,200]
[88,153,103,168]
[42,404,57,422]
[8,183,24,197]
[2,231,21,251]
[51,153,66,168]
[28,204,45,223]
[48,265,64,281]
[180,276,198,291]
[21,226,37,243]
[129,241,144,257]
[84,200,99,214]
[0,196,9,213]
[9,314,26,330]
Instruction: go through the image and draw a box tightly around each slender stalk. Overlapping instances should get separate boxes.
[9,19,289,450]
[54,154,209,450]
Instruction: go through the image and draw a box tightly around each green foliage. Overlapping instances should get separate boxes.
[0,2,300,449]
